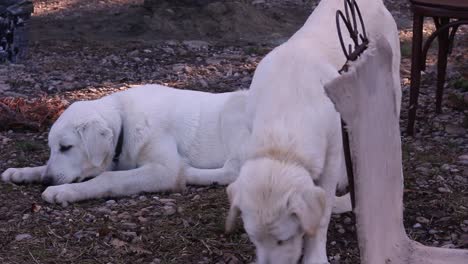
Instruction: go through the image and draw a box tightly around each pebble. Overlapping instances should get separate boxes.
[159,198,176,204]
[416,216,430,224]
[440,164,450,171]
[163,206,176,216]
[437,187,452,193]
[150,258,162,264]
[413,223,422,228]
[105,200,117,206]
[15,234,32,241]
[343,217,352,225]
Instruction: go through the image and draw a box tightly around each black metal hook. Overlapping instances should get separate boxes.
[336,0,369,73]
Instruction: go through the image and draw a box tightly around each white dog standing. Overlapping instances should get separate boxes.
[2,85,250,206]
[224,0,401,263]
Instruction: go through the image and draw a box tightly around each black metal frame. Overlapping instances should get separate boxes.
[336,0,369,74]
[336,0,369,209]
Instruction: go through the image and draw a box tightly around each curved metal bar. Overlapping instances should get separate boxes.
[421,20,468,71]
[336,0,369,73]
[447,24,461,54]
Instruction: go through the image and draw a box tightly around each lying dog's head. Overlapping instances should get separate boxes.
[226,158,325,264]
[43,101,117,186]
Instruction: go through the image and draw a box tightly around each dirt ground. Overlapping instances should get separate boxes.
[0,0,467,263]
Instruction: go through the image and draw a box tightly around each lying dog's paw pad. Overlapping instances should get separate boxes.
[1,168,23,183]
[42,185,79,207]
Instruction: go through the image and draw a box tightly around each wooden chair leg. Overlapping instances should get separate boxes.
[407,12,424,136]
[436,18,450,114]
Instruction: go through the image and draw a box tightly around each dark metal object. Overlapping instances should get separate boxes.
[407,0,468,136]
[336,0,369,209]
[336,0,369,74]
[112,126,125,164]
[0,0,33,63]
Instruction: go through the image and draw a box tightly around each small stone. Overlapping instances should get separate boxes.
[415,166,431,175]
[453,175,468,184]
[192,195,200,201]
[163,206,176,216]
[199,79,209,88]
[151,258,162,264]
[435,175,445,181]
[172,64,186,72]
[106,200,117,206]
[428,229,438,235]
[122,222,138,230]
[15,234,32,241]
[343,217,352,225]
[416,216,430,224]
[445,124,465,135]
[337,228,345,234]
[413,223,422,228]
[159,198,176,204]
[437,187,452,193]
[440,164,450,171]
[182,40,209,50]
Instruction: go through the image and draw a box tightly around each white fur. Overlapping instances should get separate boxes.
[226,0,400,263]
[2,85,250,206]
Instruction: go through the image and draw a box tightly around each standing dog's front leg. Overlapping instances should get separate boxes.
[303,134,345,264]
[1,165,46,184]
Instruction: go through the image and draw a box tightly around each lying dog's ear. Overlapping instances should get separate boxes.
[288,185,326,236]
[225,182,240,233]
[77,119,113,168]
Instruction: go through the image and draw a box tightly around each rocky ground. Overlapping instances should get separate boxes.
[0,0,467,263]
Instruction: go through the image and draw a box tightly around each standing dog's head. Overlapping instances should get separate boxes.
[42,101,118,186]
[226,157,326,264]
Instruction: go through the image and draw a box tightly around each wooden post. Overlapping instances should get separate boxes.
[324,36,468,264]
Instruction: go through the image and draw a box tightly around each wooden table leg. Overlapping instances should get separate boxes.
[436,17,450,114]
[407,12,424,136]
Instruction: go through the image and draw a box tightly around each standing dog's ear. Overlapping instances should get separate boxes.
[77,119,114,168]
[225,182,241,233]
[288,185,326,236]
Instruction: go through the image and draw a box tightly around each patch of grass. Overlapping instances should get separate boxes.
[400,40,412,58]
[15,140,44,152]
[452,77,468,92]
[242,45,270,55]
[447,93,468,111]
[462,113,468,129]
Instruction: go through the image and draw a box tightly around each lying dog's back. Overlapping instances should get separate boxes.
[106,85,248,169]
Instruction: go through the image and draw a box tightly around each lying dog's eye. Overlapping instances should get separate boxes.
[277,240,285,246]
[59,145,73,152]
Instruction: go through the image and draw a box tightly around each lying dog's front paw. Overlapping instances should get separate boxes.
[2,168,27,184]
[42,184,80,207]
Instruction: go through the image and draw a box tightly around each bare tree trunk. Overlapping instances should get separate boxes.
[325,36,468,264]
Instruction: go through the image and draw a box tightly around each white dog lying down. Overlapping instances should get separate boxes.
[224,0,401,263]
[1,85,251,206]
[1,84,353,212]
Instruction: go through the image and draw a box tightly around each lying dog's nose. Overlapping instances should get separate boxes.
[42,176,55,187]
